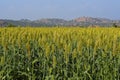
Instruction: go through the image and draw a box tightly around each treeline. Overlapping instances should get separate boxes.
[0,19,120,27]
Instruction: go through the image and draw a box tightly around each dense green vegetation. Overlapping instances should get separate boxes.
[0,27,120,80]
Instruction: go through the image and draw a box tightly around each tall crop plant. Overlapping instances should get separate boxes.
[0,27,120,80]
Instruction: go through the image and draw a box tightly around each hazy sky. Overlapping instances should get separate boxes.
[0,0,120,20]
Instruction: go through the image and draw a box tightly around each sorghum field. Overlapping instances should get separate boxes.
[0,27,120,80]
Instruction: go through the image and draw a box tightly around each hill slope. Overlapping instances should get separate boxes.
[0,17,120,27]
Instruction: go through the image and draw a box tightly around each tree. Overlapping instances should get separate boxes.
[7,23,16,27]
[113,23,118,28]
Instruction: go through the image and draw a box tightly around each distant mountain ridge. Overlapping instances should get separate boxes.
[74,17,112,23]
[0,17,120,27]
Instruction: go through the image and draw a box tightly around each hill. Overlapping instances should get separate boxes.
[0,17,120,27]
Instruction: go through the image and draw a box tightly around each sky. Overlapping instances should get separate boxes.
[0,0,120,20]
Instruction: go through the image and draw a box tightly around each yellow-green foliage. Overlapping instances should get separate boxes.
[0,27,120,80]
